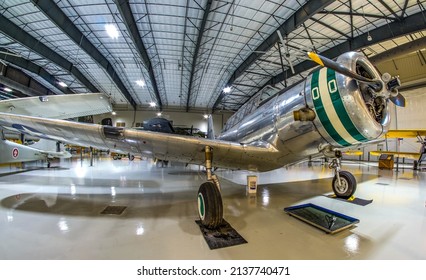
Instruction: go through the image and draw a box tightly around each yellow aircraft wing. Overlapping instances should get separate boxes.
[370,151,420,160]
[343,150,363,156]
[384,130,426,138]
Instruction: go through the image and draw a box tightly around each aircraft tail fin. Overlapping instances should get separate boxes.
[207,115,215,139]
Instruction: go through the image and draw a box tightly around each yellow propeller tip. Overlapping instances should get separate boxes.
[307,52,324,67]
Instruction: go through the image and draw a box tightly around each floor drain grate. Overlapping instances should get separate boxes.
[376,183,390,186]
[100,205,127,215]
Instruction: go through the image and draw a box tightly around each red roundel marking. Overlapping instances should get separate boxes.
[12,147,19,159]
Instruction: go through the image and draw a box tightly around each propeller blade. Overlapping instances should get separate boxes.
[390,93,406,107]
[307,52,382,89]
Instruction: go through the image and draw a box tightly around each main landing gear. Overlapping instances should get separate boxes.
[322,146,357,199]
[197,146,223,229]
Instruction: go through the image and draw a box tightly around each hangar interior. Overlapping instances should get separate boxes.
[0,0,426,259]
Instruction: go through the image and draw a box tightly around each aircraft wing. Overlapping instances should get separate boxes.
[0,112,279,172]
[343,150,363,156]
[370,151,420,160]
[0,93,112,119]
[384,130,426,138]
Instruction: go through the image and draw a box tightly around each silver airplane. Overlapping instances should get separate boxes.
[0,52,403,229]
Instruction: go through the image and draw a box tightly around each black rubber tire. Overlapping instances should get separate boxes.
[129,155,135,161]
[332,171,357,199]
[197,182,223,229]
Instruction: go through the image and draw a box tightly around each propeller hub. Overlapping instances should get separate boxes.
[386,76,401,92]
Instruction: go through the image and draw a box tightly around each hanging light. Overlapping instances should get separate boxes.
[58,81,67,87]
[223,86,231,93]
[105,24,119,39]
[149,102,156,107]
[136,79,145,87]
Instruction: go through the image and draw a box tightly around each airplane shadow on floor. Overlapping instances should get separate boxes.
[0,166,70,177]
[0,173,381,240]
[0,173,380,219]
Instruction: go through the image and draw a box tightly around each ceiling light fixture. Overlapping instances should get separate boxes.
[362,6,372,42]
[58,81,67,87]
[105,24,119,39]
[112,111,117,115]
[136,79,145,87]
[3,87,12,92]
[157,112,162,117]
[223,86,231,93]
[149,102,156,107]
[203,114,209,119]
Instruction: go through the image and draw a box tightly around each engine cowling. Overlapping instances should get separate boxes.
[305,51,390,148]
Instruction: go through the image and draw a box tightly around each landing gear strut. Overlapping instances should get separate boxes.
[322,146,357,199]
[197,146,223,228]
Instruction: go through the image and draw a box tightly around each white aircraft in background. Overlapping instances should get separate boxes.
[0,52,404,229]
[0,135,71,167]
[0,92,111,167]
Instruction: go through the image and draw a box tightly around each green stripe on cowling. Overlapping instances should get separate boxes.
[326,68,368,143]
[311,70,351,147]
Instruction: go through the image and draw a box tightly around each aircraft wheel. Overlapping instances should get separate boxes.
[197,182,223,229]
[130,155,135,161]
[332,171,357,199]
[113,155,118,160]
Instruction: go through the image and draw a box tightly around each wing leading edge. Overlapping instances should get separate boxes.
[0,112,280,172]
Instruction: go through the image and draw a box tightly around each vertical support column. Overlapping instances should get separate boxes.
[90,146,94,167]
[80,148,83,167]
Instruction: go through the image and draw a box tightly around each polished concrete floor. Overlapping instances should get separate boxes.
[0,156,425,260]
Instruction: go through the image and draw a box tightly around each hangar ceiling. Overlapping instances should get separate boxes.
[0,0,425,113]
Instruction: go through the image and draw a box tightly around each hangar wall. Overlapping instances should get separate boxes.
[393,90,426,155]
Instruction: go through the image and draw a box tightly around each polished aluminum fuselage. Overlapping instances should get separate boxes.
[218,80,321,168]
[218,52,390,170]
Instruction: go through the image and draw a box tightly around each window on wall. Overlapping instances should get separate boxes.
[116,122,126,127]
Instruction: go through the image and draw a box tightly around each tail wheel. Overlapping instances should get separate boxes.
[197,182,223,229]
[332,171,357,199]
